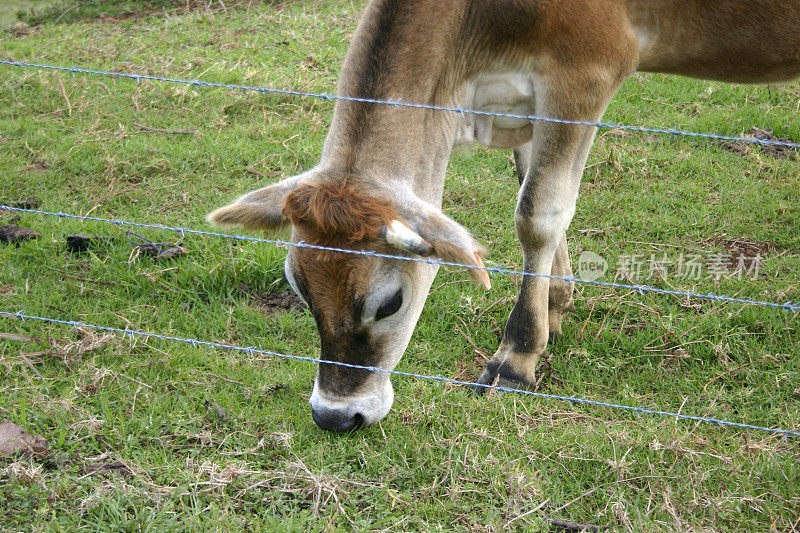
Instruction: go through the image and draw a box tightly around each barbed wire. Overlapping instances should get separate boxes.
[2,205,798,313]
[1,58,798,439]
[2,59,800,149]
[1,310,797,437]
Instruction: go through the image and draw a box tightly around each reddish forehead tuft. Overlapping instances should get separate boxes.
[282,181,397,246]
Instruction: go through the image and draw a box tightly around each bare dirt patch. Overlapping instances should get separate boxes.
[701,235,786,273]
[0,421,49,459]
[717,127,799,160]
[0,224,40,244]
[703,235,781,257]
[238,283,306,315]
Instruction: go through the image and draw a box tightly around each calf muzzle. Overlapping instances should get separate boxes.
[311,404,366,432]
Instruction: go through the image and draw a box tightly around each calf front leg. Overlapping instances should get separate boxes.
[514,146,575,340]
[478,99,612,390]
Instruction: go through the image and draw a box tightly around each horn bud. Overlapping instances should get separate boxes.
[382,220,432,256]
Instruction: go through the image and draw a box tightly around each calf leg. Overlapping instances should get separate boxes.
[514,146,575,340]
[548,234,575,339]
[478,82,619,390]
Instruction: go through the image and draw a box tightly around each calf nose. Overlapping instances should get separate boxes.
[311,405,365,433]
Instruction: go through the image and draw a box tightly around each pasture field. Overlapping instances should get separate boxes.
[0,1,50,27]
[1,1,799,530]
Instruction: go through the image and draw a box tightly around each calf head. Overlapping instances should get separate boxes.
[208,172,490,432]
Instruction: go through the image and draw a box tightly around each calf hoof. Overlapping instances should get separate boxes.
[473,361,539,395]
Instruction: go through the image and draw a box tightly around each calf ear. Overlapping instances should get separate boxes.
[206,174,308,231]
[401,200,491,290]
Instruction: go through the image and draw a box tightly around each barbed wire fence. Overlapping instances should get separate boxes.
[1,59,798,437]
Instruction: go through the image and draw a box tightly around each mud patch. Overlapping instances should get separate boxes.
[0,224,40,244]
[0,421,49,459]
[703,235,780,257]
[702,235,781,272]
[717,127,799,160]
[238,283,306,315]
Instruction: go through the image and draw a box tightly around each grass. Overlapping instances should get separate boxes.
[1,1,799,530]
[5,0,215,27]
[0,1,51,27]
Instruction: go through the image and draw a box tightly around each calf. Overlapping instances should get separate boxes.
[209,0,800,431]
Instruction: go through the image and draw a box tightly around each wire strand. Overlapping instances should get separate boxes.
[1,60,798,438]
[2,205,798,313]
[1,310,796,437]
[2,59,799,149]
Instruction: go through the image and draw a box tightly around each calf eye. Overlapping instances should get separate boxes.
[375,290,403,321]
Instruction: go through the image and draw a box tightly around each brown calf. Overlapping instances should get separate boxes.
[209,0,800,431]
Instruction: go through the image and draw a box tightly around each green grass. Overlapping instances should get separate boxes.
[1,1,799,530]
[5,0,210,27]
[0,1,51,27]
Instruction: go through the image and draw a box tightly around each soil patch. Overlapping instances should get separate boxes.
[0,224,40,244]
[238,283,306,315]
[702,235,784,272]
[0,421,48,459]
[717,127,799,160]
[703,235,781,257]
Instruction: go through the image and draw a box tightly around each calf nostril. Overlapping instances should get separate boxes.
[312,406,367,433]
[336,412,365,433]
